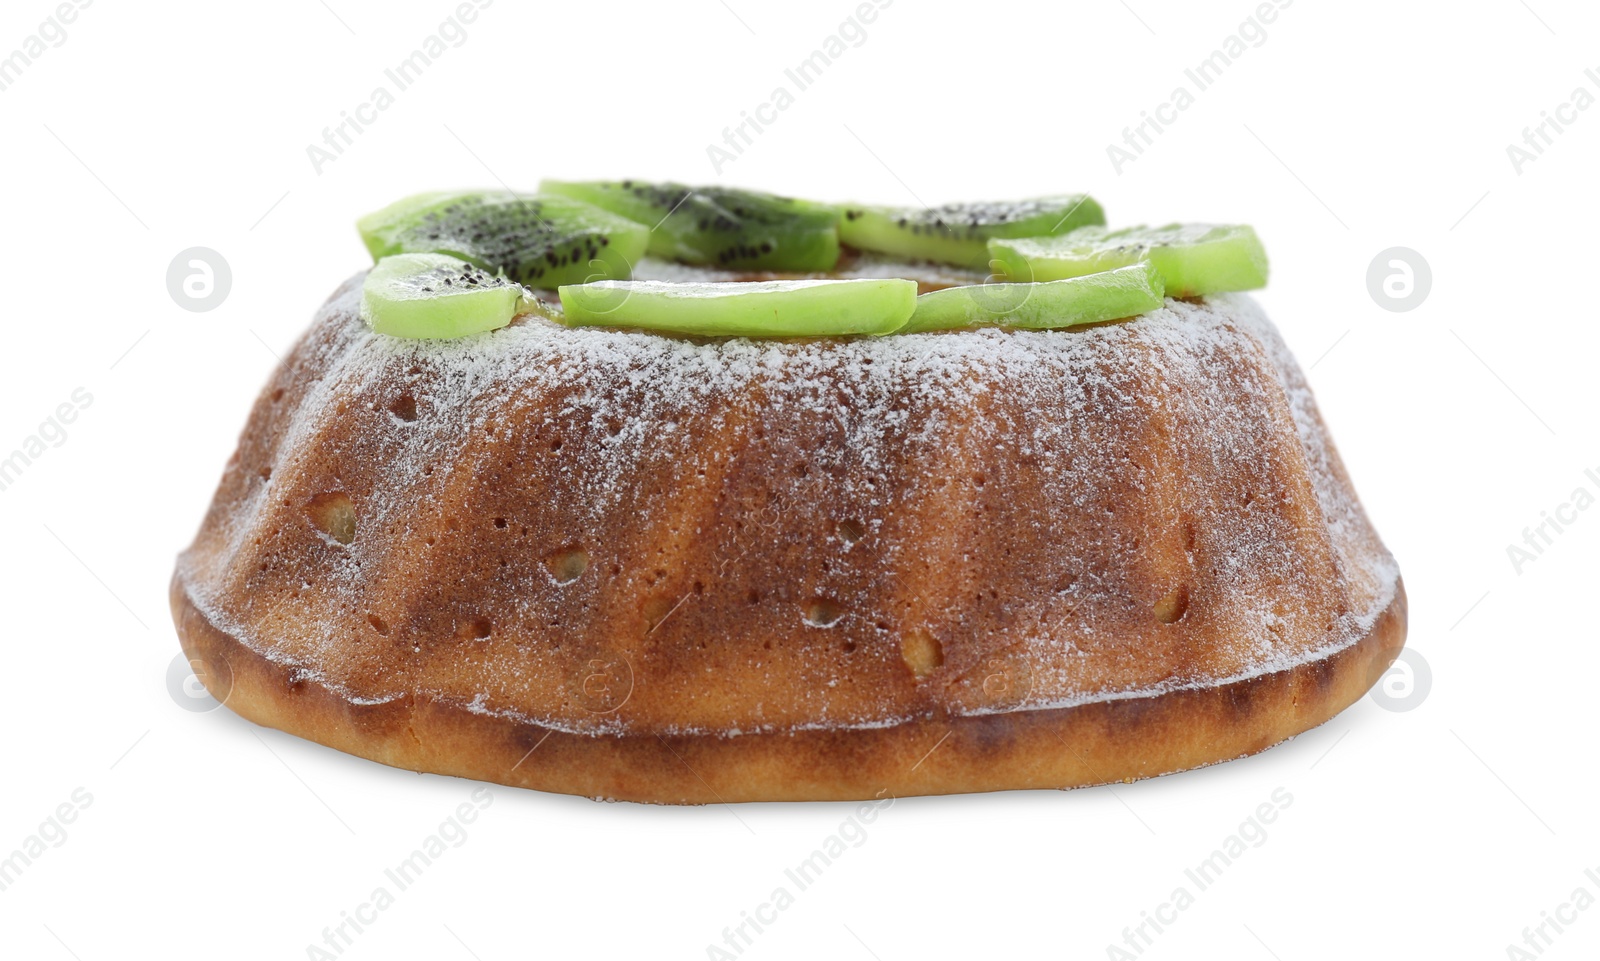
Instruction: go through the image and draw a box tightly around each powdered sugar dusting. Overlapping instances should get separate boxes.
[178,275,1398,738]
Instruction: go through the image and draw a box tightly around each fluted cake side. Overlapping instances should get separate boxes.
[172,275,1404,802]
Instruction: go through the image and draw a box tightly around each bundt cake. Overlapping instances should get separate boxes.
[172,183,1401,799]
[171,184,1405,803]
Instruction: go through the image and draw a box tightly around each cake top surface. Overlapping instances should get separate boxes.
[352,184,1265,338]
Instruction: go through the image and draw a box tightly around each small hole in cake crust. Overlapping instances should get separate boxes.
[803,597,845,628]
[544,548,589,584]
[642,594,679,633]
[388,394,418,422]
[901,628,944,679]
[458,616,492,640]
[306,492,356,545]
[836,519,866,546]
[494,517,508,529]
[1154,586,1190,624]
[367,614,389,636]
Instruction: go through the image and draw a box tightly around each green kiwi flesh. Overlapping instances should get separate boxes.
[357,191,649,289]
[539,180,843,272]
[838,195,1105,270]
[988,224,1268,297]
[360,253,527,339]
[557,279,916,337]
[903,262,1166,333]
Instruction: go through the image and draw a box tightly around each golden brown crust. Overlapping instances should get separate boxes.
[173,284,1406,803]
[173,572,1405,803]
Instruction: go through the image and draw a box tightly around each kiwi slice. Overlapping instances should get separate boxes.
[357,191,649,289]
[360,253,527,339]
[539,180,843,272]
[988,224,1268,297]
[903,263,1166,333]
[556,279,916,337]
[837,196,1105,270]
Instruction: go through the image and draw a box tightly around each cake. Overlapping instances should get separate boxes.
[171,262,1405,803]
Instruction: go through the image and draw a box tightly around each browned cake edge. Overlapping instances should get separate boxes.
[171,573,1406,804]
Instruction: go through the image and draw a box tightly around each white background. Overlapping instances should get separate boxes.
[1,0,1595,958]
